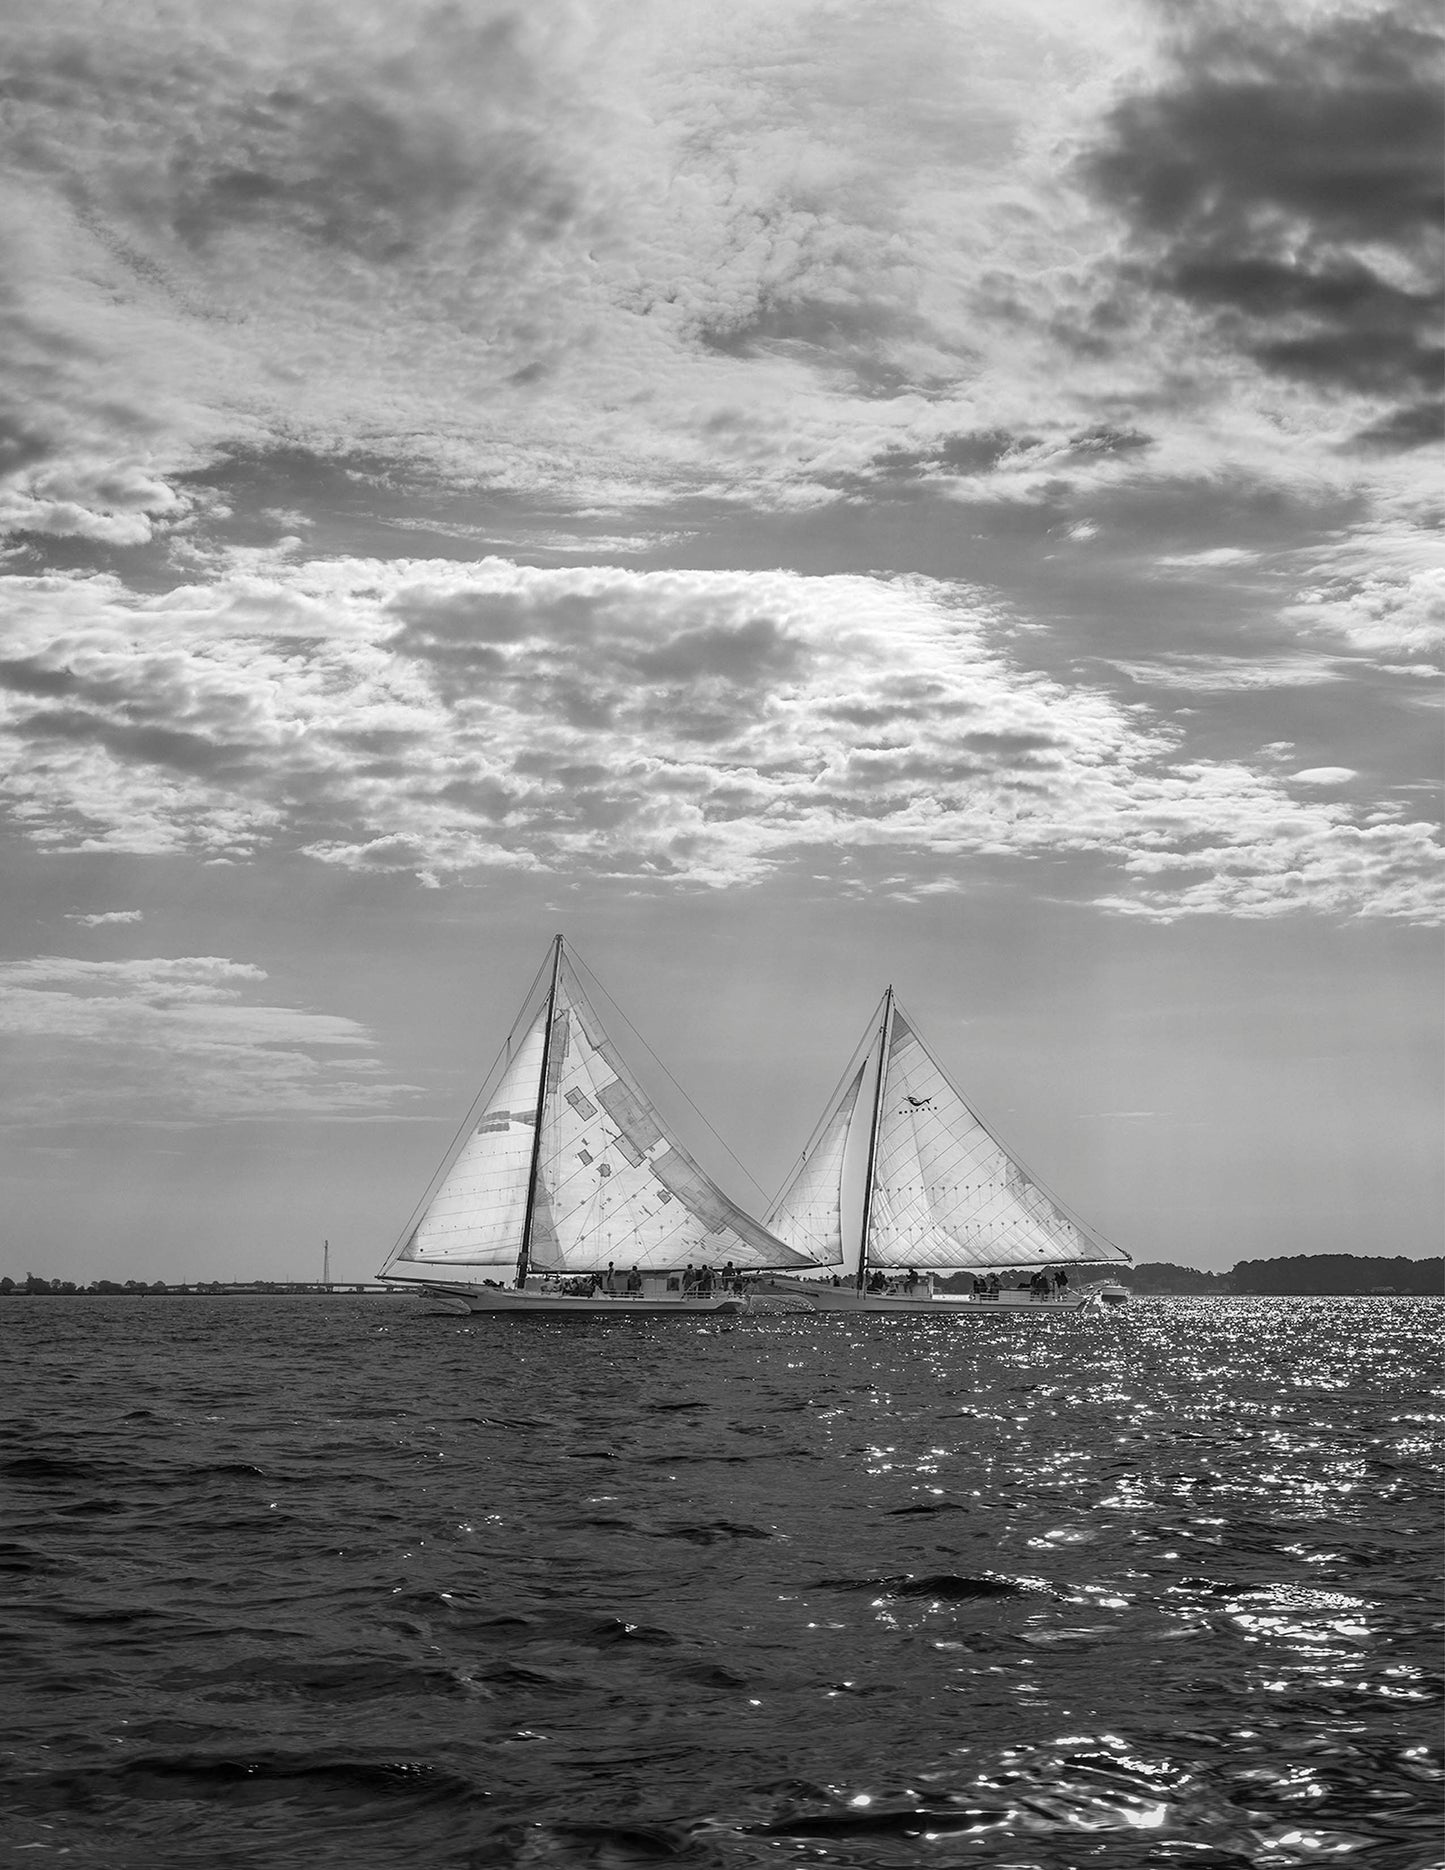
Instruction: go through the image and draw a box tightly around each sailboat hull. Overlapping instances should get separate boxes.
[411,1284,748,1316]
[404,1278,1110,1317]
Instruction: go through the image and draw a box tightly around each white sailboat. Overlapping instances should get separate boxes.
[377,936,821,1313]
[756,988,1132,1313]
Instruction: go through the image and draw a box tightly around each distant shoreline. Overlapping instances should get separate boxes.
[4,1252,1442,1302]
[0,1282,409,1297]
[3,1284,1441,1301]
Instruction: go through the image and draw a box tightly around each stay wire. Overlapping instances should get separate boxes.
[765,988,887,1211]
[567,943,768,1205]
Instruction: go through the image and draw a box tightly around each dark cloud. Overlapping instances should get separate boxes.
[1350,397,1443,452]
[163,89,571,263]
[695,294,931,397]
[1059,426,1155,462]
[0,412,53,478]
[820,428,1031,498]
[3,15,575,271]
[0,656,81,698]
[389,591,807,721]
[19,707,251,780]
[1085,7,1443,427]
[629,616,802,684]
[824,424,1156,499]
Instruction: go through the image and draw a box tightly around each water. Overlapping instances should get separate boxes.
[2,1297,1440,1869]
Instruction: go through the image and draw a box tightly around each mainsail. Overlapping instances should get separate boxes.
[384,938,817,1287]
[770,988,1130,1283]
[401,1008,548,1272]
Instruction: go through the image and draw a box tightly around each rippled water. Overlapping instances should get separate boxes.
[3,1296,1441,1868]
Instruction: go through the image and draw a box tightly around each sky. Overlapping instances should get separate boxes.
[0,0,1439,1284]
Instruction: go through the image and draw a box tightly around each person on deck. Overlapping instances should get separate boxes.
[626,1266,643,1294]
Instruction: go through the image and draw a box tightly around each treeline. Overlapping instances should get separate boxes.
[0,1276,379,1296]
[1126,1255,1443,1297]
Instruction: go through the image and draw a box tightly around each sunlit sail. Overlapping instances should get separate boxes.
[768,988,1131,1299]
[380,937,818,1311]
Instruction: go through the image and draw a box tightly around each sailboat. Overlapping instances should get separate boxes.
[755,988,1132,1312]
[377,936,821,1313]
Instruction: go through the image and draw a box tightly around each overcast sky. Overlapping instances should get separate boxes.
[0,0,1439,1283]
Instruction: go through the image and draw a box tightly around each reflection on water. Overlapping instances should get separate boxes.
[2,1295,1440,1867]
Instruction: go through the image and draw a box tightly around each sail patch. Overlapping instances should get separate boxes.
[652,1148,733,1234]
[609,1132,644,1168]
[571,995,609,1053]
[596,1077,664,1156]
[565,1087,598,1121]
[478,1108,528,1133]
[546,1011,571,1093]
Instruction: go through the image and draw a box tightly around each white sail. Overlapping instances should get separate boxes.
[394,1007,548,1275]
[385,941,817,1285]
[533,955,816,1273]
[866,1006,1125,1270]
[766,1059,868,1270]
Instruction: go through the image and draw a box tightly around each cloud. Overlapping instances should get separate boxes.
[0,954,408,1122]
[64,908,143,926]
[1085,4,1444,445]
[1109,654,1344,691]
[0,555,1437,920]
[1101,810,1441,923]
[6,0,1424,561]
[0,461,194,546]
[1281,522,1445,657]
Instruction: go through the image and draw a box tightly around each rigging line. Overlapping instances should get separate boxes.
[765,990,887,1211]
[894,994,1128,1262]
[566,942,768,1205]
[378,945,555,1273]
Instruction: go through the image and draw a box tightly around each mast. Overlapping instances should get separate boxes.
[515,934,563,1288]
[855,987,894,1291]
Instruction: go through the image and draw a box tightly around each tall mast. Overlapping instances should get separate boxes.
[855,987,894,1292]
[515,934,564,1289]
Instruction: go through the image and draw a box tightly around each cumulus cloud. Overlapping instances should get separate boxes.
[3,0,1426,559]
[1283,533,1445,658]
[1101,809,1441,923]
[0,954,408,1122]
[64,908,144,926]
[1085,3,1444,449]
[0,462,194,547]
[0,555,1437,920]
